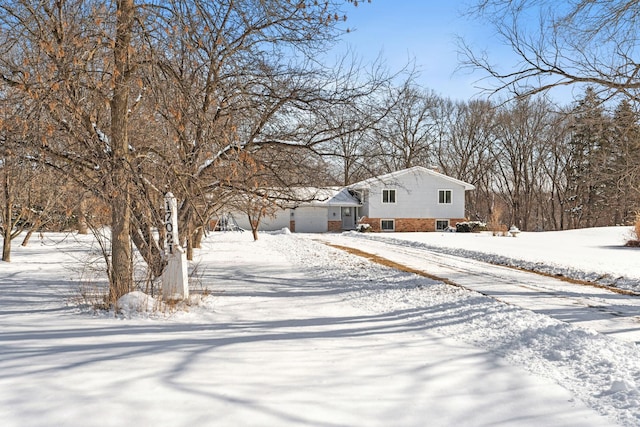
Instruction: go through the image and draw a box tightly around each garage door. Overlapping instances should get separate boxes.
[294,207,328,233]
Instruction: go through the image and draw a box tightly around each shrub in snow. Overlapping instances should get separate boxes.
[356,223,372,232]
[626,213,640,247]
[455,221,486,233]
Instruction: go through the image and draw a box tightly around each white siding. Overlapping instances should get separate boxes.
[366,169,466,219]
[233,209,290,232]
[357,190,369,217]
[327,206,341,220]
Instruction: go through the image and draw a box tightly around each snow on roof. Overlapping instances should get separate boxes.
[350,166,475,191]
[288,187,361,207]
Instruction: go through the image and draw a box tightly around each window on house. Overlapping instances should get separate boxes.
[381,219,395,231]
[382,189,396,203]
[438,189,452,204]
[436,220,450,231]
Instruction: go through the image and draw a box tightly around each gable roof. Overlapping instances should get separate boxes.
[349,166,475,191]
[287,187,361,207]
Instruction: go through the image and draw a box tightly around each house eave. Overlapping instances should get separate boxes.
[349,166,475,191]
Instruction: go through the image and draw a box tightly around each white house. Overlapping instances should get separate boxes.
[230,187,362,233]
[349,166,475,232]
[229,166,475,233]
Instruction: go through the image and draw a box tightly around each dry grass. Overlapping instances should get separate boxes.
[625,212,640,247]
[487,203,508,236]
[70,283,110,310]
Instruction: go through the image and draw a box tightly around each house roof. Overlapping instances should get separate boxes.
[288,187,362,207]
[349,166,476,191]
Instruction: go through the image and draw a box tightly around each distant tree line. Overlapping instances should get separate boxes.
[318,82,640,232]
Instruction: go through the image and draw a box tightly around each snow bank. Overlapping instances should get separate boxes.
[117,291,159,316]
[275,233,640,426]
[338,227,640,292]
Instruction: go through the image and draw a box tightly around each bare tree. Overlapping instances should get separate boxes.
[538,110,572,230]
[0,144,24,262]
[435,98,497,221]
[0,0,141,299]
[0,89,37,261]
[373,82,441,173]
[461,1,640,230]
[145,1,386,253]
[0,0,374,300]
[461,0,640,100]
[313,61,392,185]
[490,97,557,230]
[223,151,283,241]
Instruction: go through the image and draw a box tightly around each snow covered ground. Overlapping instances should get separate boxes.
[1,227,639,426]
[314,227,640,342]
[329,227,639,292]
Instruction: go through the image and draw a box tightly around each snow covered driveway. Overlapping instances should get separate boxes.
[2,229,640,426]
[313,232,640,343]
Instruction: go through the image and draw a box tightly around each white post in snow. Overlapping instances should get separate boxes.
[162,192,189,301]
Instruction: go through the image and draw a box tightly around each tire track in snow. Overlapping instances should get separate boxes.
[317,236,640,343]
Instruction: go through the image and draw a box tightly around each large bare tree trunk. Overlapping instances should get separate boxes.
[76,196,88,235]
[129,221,165,279]
[186,222,194,261]
[1,228,9,262]
[21,229,34,247]
[2,165,12,262]
[109,178,132,302]
[193,226,204,249]
[2,172,11,262]
[108,0,135,303]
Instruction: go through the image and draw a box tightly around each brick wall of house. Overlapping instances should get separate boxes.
[358,217,467,232]
[328,221,342,232]
[358,217,380,231]
[395,218,436,232]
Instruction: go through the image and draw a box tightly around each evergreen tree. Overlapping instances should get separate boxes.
[611,100,640,224]
[566,88,612,228]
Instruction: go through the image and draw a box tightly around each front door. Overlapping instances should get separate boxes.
[341,207,356,230]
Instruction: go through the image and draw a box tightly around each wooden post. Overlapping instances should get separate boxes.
[162,192,189,301]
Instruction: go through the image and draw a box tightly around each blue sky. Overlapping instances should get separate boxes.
[330,1,510,101]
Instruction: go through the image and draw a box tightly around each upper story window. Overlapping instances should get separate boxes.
[382,189,396,204]
[438,189,452,204]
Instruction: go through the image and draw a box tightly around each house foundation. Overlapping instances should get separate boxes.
[328,220,342,232]
[360,218,467,232]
